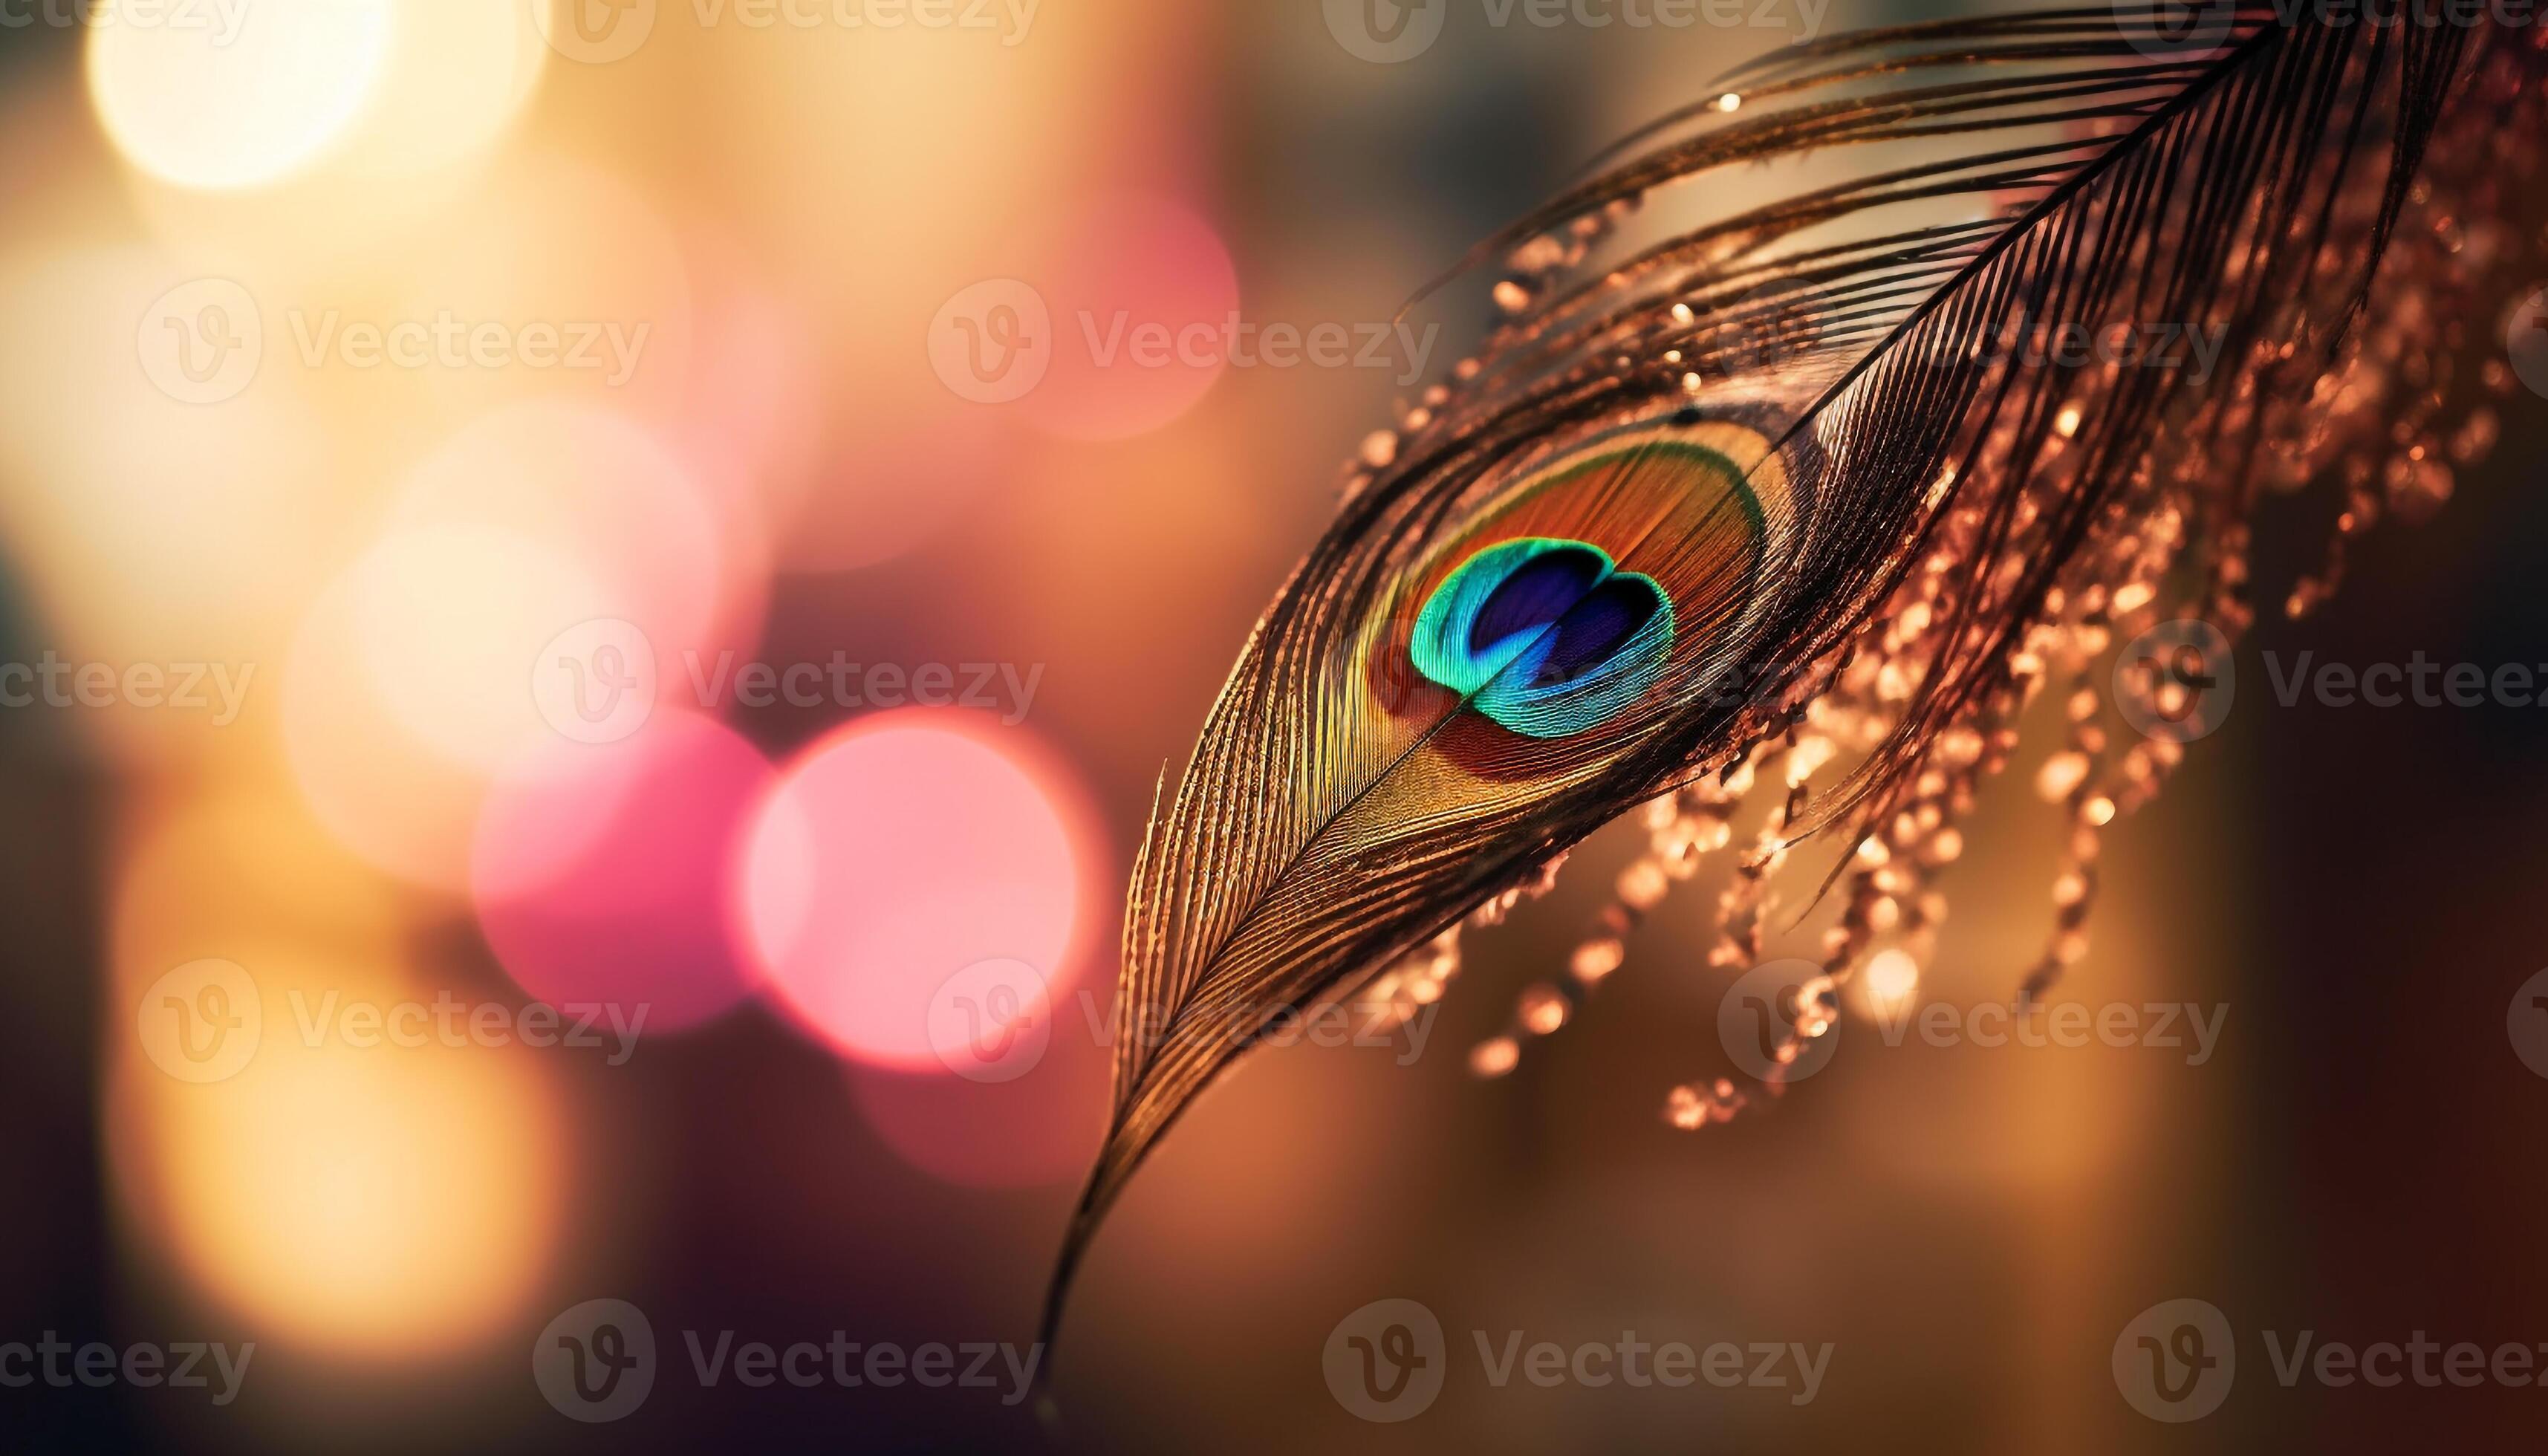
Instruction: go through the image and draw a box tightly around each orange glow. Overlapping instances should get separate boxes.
[387,399,750,689]
[280,553,501,891]
[1861,947,1922,1021]
[110,783,402,995]
[337,0,552,179]
[0,248,339,729]
[346,524,616,773]
[109,949,565,1359]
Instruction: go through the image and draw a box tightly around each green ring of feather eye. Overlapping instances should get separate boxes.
[1408,536,1675,739]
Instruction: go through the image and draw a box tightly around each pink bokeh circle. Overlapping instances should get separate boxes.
[1013,192,1239,443]
[735,711,1095,1072]
[472,710,775,1032]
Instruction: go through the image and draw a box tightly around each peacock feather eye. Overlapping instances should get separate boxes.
[1409,537,1674,738]
[1368,417,1795,748]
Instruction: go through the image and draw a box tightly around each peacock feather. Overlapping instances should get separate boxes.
[1041,3,2548,1356]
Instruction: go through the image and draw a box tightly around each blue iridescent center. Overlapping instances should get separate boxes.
[1408,536,1674,738]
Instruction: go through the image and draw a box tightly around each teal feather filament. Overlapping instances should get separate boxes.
[1409,536,1674,738]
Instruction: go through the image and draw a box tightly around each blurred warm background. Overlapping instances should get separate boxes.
[0,1,2542,1452]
